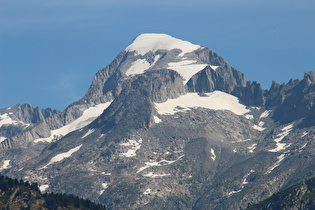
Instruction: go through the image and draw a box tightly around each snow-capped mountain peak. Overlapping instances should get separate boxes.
[125,33,202,56]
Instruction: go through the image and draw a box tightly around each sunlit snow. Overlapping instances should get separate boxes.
[82,129,95,139]
[153,115,162,124]
[144,172,171,178]
[126,33,201,56]
[99,183,109,195]
[248,143,257,153]
[228,170,255,196]
[265,154,286,174]
[41,144,82,169]
[244,114,254,120]
[269,123,293,152]
[0,113,29,128]
[167,60,208,83]
[143,188,152,195]
[125,55,161,76]
[0,136,7,143]
[301,131,308,138]
[119,138,142,158]
[259,110,271,118]
[210,148,216,161]
[137,155,184,173]
[0,160,11,171]
[34,102,112,143]
[252,124,265,131]
[39,184,49,192]
[155,91,250,116]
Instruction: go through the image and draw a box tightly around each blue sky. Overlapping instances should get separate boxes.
[0,0,314,110]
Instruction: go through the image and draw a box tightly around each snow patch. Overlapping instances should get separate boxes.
[102,183,108,189]
[244,114,254,120]
[259,110,271,118]
[144,172,171,178]
[299,143,308,152]
[155,91,249,116]
[301,131,308,138]
[41,144,82,169]
[119,138,142,158]
[210,148,216,161]
[125,55,161,76]
[0,113,29,128]
[248,143,257,153]
[0,160,11,171]
[126,33,201,56]
[153,115,162,124]
[167,60,208,83]
[269,123,293,152]
[0,136,7,143]
[34,102,112,143]
[252,124,265,131]
[228,170,255,196]
[143,188,152,195]
[137,155,184,173]
[82,129,95,138]
[101,172,111,175]
[265,154,286,174]
[39,184,49,192]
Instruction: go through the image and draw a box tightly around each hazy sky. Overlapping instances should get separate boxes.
[1,0,314,110]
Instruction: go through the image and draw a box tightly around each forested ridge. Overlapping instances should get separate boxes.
[0,173,106,210]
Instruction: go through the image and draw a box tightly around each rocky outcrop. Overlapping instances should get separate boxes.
[80,51,128,105]
[186,64,246,93]
[232,81,265,106]
[272,71,315,124]
[92,69,185,134]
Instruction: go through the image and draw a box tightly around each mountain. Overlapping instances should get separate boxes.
[0,33,314,209]
[247,176,315,209]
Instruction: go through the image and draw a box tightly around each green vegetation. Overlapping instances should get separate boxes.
[0,173,106,210]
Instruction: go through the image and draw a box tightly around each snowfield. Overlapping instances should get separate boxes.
[167,60,209,83]
[0,113,29,128]
[155,91,250,116]
[41,144,82,169]
[126,33,201,56]
[34,102,112,143]
[125,55,161,76]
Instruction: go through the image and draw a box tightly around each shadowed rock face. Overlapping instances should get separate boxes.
[186,64,246,94]
[247,176,315,210]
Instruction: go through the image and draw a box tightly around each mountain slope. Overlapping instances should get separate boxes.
[247,176,315,210]
[0,33,314,209]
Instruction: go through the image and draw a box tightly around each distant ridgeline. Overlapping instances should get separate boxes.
[247,176,315,209]
[0,173,106,210]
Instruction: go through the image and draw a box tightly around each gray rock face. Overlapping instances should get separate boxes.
[232,81,265,106]
[271,71,315,125]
